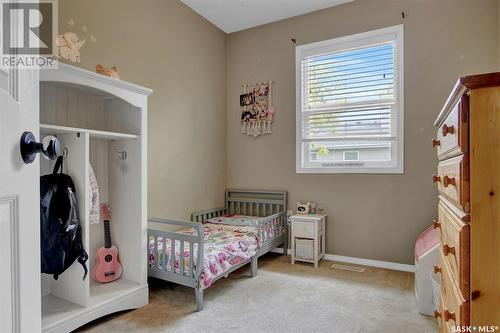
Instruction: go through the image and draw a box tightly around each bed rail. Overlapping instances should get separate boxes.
[256,211,287,256]
[147,217,204,288]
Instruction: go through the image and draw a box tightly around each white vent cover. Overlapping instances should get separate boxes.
[331,263,365,272]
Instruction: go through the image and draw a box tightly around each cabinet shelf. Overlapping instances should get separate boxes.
[42,279,145,333]
[89,279,142,305]
[40,124,139,140]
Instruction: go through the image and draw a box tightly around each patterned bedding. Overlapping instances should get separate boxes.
[206,215,261,227]
[207,215,280,241]
[149,223,259,289]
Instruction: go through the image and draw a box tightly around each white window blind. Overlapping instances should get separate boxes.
[296,25,404,173]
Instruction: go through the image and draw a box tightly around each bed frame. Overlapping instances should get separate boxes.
[147,189,287,311]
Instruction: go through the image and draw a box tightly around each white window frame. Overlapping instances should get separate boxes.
[295,25,404,174]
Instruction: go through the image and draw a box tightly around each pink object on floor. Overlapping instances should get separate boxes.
[415,226,439,261]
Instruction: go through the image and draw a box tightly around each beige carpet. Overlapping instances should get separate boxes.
[77,254,438,333]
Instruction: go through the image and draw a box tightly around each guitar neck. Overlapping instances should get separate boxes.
[103,220,112,248]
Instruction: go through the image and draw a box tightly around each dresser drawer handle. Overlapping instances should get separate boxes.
[443,175,456,188]
[432,139,441,148]
[442,124,455,136]
[432,175,441,183]
[443,244,456,256]
[434,310,442,318]
[433,265,442,274]
[432,219,441,229]
[444,309,456,322]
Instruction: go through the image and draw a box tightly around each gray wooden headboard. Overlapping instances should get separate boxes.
[225,189,287,217]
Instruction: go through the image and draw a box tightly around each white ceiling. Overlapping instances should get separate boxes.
[181,0,354,33]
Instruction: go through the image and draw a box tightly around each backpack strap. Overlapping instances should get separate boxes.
[78,250,89,281]
[53,156,64,174]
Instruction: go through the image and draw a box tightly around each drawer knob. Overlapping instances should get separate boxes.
[432,219,441,229]
[444,309,456,322]
[432,139,441,148]
[433,265,442,274]
[443,175,456,188]
[443,244,456,256]
[433,175,441,183]
[442,124,455,136]
[433,310,442,318]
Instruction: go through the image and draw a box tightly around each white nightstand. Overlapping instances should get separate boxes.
[290,214,326,268]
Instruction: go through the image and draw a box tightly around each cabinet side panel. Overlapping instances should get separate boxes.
[108,139,142,284]
[469,87,500,326]
[47,132,90,307]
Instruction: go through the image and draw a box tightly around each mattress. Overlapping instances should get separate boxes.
[149,223,259,289]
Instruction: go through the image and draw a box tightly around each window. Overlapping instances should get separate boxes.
[296,25,404,173]
[343,151,359,161]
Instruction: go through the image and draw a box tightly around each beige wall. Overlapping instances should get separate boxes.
[226,0,499,264]
[59,0,227,219]
[58,0,499,265]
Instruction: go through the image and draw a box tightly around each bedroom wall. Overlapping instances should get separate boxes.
[58,0,227,219]
[226,0,499,264]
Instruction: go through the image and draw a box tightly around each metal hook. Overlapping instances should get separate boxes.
[115,150,127,160]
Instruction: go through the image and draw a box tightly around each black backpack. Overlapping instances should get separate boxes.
[40,156,88,280]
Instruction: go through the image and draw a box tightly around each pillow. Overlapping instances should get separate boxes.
[206,214,260,227]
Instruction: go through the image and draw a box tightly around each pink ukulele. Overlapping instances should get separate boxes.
[92,204,122,283]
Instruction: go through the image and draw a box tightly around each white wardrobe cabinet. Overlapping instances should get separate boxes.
[39,63,152,333]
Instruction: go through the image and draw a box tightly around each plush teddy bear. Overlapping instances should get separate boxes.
[96,64,120,79]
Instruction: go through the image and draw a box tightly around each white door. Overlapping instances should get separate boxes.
[0,37,41,333]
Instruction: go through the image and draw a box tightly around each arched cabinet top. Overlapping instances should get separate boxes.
[40,63,152,108]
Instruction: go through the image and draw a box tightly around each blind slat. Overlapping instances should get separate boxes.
[308,58,394,77]
[308,92,394,105]
[305,67,394,85]
[308,76,393,90]
[307,44,393,67]
[302,102,394,139]
[308,84,394,98]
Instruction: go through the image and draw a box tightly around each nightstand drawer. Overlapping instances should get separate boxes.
[293,221,315,238]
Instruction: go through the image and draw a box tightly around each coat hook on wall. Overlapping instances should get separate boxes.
[62,147,69,159]
[115,150,127,160]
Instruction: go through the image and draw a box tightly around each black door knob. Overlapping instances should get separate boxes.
[20,131,60,164]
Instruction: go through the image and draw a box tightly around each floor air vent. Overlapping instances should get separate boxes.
[331,263,365,272]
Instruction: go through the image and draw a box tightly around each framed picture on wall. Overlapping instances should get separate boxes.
[240,92,254,106]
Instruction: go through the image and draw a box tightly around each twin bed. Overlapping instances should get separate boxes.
[147,189,288,311]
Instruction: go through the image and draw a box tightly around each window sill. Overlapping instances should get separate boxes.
[296,165,404,174]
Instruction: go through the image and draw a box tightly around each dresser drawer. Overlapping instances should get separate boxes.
[434,154,470,212]
[292,221,315,238]
[437,256,469,328]
[437,199,470,297]
[434,95,469,160]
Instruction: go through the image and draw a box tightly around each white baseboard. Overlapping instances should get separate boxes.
[271,248,415,273]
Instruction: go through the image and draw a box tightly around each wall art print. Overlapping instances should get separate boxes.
[240,81,275,137]
[57,19,97,63]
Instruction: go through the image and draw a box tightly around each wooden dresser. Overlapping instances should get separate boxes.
[432,73,500,332]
